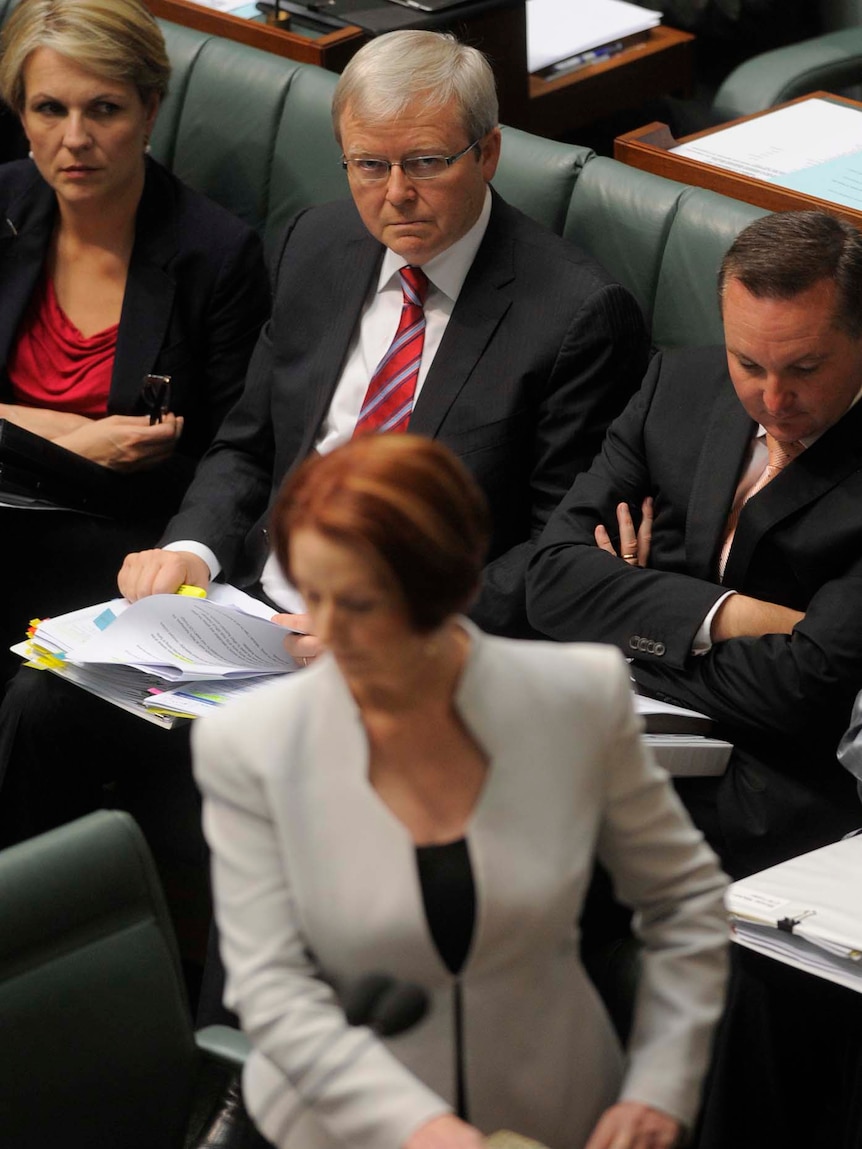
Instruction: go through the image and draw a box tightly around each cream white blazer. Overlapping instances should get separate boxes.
[193,626,728,1149]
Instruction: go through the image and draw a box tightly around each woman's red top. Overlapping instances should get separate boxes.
[7,272,118,416]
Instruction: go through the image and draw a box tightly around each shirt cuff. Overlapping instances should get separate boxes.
[163,540,221,582]
[692,591,736,655]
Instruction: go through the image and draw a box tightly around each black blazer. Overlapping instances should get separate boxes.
[0,157,270,472]
[163,194,649,636]
[528,346,862,874]
[0,158,270,665]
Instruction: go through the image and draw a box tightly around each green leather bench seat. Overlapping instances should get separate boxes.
[146,17,766,351]
[0,4,770,349]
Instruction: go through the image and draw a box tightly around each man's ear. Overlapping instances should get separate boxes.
[479,127,502,183]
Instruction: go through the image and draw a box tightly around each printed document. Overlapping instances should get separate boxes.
[727,833,862,993]
[671,97,862,210]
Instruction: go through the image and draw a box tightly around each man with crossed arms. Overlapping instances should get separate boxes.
[528,210,862,880]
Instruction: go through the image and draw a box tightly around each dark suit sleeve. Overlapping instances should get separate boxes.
[191,226,272,442]
[158,218,298,572]
[636,571,862,746]
[472,281,650,637]
[526,352,726,661]
[528,353,862,747]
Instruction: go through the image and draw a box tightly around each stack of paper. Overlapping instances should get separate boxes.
[670,97,862,212]
[14,585,296,727]
[727,833,862,993]
[635,695,732,777]
[527,0,661,75]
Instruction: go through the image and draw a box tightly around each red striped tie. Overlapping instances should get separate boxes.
[354,266,429,436]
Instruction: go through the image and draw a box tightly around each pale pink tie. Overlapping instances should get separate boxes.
[719,434,804,580]
[354,266,428,436]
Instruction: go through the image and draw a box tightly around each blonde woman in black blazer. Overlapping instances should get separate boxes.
[0,0,269,669]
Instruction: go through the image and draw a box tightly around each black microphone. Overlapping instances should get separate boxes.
[342,971,399,1026]
[262,974,430,1145]
[363,978,429,1036]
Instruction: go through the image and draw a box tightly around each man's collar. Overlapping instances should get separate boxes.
[377,187,492,302]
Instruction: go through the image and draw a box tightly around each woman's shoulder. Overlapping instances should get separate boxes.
[193,656,341,753]
[0,159,51,220]
[139,158,262,252]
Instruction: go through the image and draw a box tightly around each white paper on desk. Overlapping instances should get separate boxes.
[643,734,732,777]
[186,0,253,13]
[635,694,714,732]
[727,833,862,992]
[526,0,660,74]
[28,585,274,657]
[144,674,284,719]
[671,97,862,182]
[10,644,178,728]
[60,591,296,679]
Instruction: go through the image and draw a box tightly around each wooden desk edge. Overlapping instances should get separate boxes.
[147,0,363,68]
[529,25,694,99]
[613,95,862,229]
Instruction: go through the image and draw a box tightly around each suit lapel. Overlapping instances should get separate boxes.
[725,399,862,585]
[684,382,755,579]
[0,173,55,373]
[109,164,177,413]
[409,198,514,437]
[297,232,383,457]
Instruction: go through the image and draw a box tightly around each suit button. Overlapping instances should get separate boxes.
[629,635,641,651]
[646,640,656,654]
[654,642,666,656]
[638,638,649,652]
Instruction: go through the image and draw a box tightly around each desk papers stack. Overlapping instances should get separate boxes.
[670,97,862,214]
[14,585,296,728]
[636,696,732,777]
[13,592,734,768]
[527,0,661,75]
[727,833,862,993]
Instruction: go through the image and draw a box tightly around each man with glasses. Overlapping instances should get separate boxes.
[0,29,648,866]
[0,32,649,1148]
[114,28,648,641]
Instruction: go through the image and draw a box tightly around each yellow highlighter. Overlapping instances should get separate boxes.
[176,584,207,598]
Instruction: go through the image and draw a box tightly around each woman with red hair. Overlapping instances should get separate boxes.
[193,434,728,1149]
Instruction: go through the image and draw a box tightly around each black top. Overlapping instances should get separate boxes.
[415,838,475,975]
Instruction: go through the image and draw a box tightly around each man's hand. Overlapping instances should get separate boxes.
[53,413,184,470]
[584,1100,681,1149]
[594,497,653,567]
[118,549,211,602]
[711,593,805,642]
[272,612,324,666]
[403,1114,485,1149]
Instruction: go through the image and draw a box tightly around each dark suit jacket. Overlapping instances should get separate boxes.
[0,158,270,669]
[163,194,649,636]
[527,346,862,875]
[0,157,270,476]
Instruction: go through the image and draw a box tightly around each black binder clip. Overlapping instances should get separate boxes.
[777,916,797,933]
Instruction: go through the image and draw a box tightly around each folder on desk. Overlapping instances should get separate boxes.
[634,694,732,777]
[727,833,862,993]
[527,0,661,75]
[0,419,121,514]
